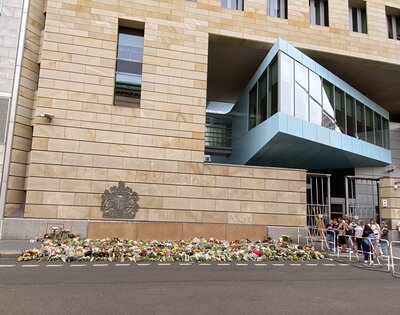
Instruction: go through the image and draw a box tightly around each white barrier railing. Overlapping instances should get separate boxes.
[295,226,398,275]
[390,241,400,278]
[379,239,391,272]
[335,234,358,260]
[297,226,329,250]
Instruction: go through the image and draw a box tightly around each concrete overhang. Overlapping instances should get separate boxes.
[229,113,391,170]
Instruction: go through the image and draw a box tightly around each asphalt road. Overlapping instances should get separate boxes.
[0,260,398,315]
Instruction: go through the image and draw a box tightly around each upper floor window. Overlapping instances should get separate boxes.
[386,7,400,40]
[267,0,287,19]
[114,27,144,107]
[349,1,367,34]
[310,0,329,26]
[221,0,244,11]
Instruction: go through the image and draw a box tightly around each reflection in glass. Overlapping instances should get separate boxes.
[280,53,294,116]
[295,84,309,121]
[118,34,144,62]
[374,113,383,147]
[295,62,309,91]
[115,28,144,107]
[356,102,365,141]
[258,70,268,122]
[269,58,278,116]
[383,118,390,149]
[322,80,334,117]
[309,71,321,104]
[322,112,336,130]
[335,88,345,133]
[345,95,356,137]
[365,107,374,144]
[249,85,257,129]
[310,99,322,125]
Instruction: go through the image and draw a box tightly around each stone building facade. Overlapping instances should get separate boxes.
[1,0,400,240]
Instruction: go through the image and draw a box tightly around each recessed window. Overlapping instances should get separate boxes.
[349,1,367,34]
[310,0,329,26]
[221,0,244,11]
[267,0,287,19]
[114,27,144,107]
[386,6,400,40]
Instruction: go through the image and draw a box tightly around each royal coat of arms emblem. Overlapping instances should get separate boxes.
[101,181,139,219]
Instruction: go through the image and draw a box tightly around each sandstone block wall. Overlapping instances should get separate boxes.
[4,0,400,238]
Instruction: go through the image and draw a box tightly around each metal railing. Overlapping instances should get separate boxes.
[390,241,400,278]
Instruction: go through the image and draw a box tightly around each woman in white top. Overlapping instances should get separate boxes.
[368,219,380,256]
[354,220,364,252]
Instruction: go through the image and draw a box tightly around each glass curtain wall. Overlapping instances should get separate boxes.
[248,58,278,129]
[247,51,390,150]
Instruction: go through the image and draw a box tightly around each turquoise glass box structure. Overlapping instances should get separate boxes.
[223,39,391,170]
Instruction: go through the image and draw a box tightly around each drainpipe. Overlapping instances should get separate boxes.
[0,0,30,239]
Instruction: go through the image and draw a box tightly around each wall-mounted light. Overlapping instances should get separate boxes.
[38,112,55,122]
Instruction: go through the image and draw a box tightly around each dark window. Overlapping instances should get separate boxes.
[345,95,356,137]
[249,85,257,130]
[114,27,144,107]
[334,88,346,133]
[269,58,278,117]
[349,3,367,34]
[267,0,287,19]
[383,118,390,149]
[258,70,268,122]
[374,113,383,147]
[387,15,400,40]
[310,0,329,26]
[356,101,365,141]
[365,107,374,144]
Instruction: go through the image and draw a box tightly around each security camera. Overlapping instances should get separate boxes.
[387,165,397,173]
[39,112,55,121]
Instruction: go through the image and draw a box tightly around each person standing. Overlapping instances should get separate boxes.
[354,220,364,252]
[369,219,381,257]
[338,218,348,253]
[362,225,375,265]
[380,221,389,256]
[326,219,335,251]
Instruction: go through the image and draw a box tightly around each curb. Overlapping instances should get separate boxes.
[0,251,20,259]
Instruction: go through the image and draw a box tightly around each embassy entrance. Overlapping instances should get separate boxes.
[307,171,380,229]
